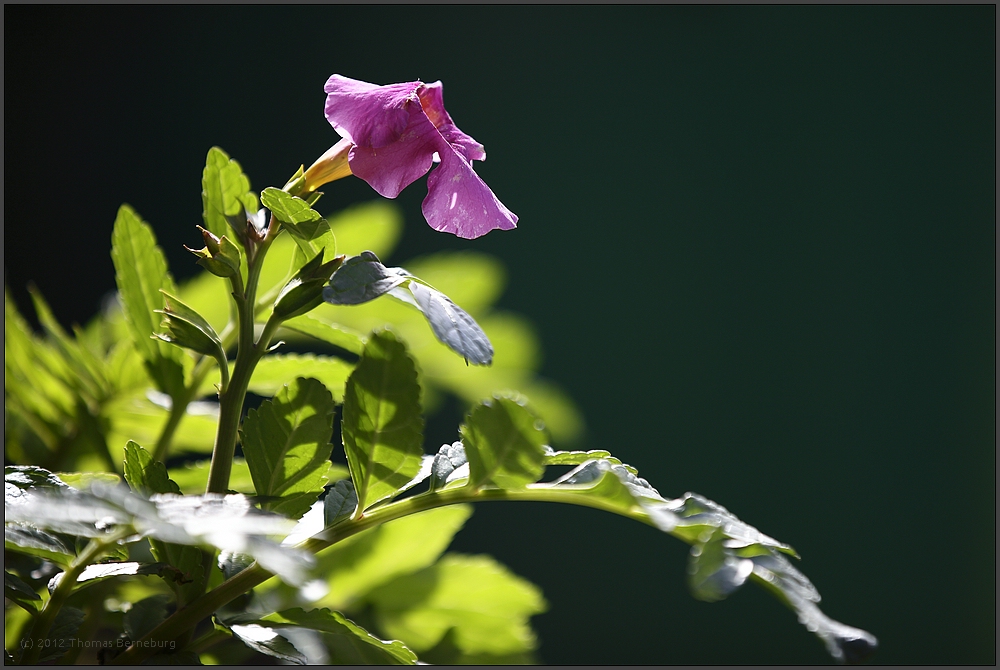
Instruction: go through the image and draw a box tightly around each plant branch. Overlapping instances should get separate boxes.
[107,484,662,665]
[19,529,130,665]
[205,222,278,494]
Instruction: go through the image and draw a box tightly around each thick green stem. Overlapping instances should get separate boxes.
[205,222,278,494]
[19,530,129,665]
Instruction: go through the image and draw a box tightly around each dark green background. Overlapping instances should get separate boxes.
[6,6,995,664]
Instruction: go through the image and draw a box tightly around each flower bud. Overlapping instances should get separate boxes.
[186,226,242,278]
[272,251,345,320]
[154,292,226,361]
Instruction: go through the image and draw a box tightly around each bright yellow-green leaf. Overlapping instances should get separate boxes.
[368,553,546,655]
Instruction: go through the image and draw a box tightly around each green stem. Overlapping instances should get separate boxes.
[19,530,130,665]
[205,222,278,495]
[108,484,658,665]
[184,626,231,655]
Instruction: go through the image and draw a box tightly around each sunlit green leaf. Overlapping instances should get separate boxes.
[110,204,186,398]
[200,354,353,403]
[202,147,255,238]
[241,377,335,520]
[461,394,547,490]
[55,471,123,489]
[342,330,424,513]
[280,314,365,355]
[260,186,335,263]
[368,553,546,656]
[542,448,613,466]
[124,441,181,496]
[260,188,322,226]
[122,443,203,603]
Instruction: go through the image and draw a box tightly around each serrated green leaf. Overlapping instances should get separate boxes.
[202,147,254,238]
[121,442,204,603]
[258,187,335,265]
[110,204,186,398]
[526,455,876,663]
[342,330,424,513]
[260,187,322,226]
[261,607,417,665]
[124,441,181,496]
[280,315,366,355]
[323,480,358,528]
[368,553,546,656]
[461,395,547,490]
[240,377,335,520]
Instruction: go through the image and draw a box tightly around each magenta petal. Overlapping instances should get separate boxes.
[347,104,440,198]
[422,142,517,239]
[324,75,421,148]
[417,82,486,162]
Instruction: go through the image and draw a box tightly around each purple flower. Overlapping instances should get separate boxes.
[323,75,517,239]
